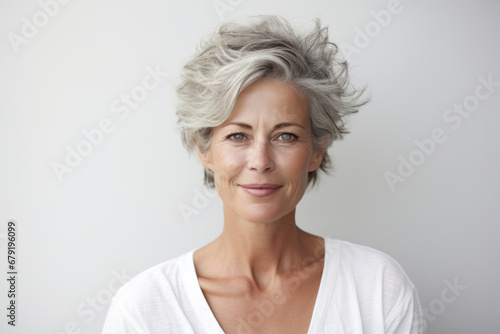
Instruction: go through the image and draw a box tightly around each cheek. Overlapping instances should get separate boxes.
[212,148,246,178]
[291,146,313,168]
[276,149,312,178]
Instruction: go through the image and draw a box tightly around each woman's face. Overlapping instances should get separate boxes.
[199,79,325,224]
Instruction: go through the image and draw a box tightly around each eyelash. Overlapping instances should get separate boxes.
[226,132,246,141]
[277,132,298,141]
[225,132,298,142]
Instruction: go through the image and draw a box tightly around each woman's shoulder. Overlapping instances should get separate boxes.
[323,238,424,332]
[326,237,413,280]
[112,250,193,305]
[324,237,417,299]
[103,250,197,333]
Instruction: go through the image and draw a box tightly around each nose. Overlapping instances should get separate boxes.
[248,141,274,173]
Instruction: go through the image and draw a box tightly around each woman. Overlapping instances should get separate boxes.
[103,15,424,333]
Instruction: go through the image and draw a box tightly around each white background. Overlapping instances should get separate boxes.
[1,0,499,333]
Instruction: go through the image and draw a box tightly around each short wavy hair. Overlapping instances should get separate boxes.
[176,15,367,188]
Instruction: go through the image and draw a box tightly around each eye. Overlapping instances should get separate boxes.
[227,132,246,141]
[277,132,297,142]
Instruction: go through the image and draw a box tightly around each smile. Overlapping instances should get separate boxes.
[239,184,283,197]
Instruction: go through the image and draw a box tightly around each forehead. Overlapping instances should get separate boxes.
[226,79,309,124]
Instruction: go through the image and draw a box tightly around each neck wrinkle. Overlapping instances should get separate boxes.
[213,207,311,291]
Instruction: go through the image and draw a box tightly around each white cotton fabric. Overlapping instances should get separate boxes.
[102,237,425,334]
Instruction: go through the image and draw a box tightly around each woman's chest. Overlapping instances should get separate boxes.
[198,266,323,334]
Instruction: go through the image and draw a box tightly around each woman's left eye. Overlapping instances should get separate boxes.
[277,133,297,141]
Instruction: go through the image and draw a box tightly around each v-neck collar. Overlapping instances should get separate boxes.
[180,237,340,334]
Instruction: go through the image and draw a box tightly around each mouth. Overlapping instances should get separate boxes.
[239,184,283,197]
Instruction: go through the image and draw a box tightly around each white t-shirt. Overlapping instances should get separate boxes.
[102,238,425,333]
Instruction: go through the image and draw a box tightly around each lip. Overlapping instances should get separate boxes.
[239,184,282,197]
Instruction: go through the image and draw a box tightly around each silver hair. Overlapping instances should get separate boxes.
[176,15,367,187]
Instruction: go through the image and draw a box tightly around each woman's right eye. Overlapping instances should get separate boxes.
[227,133,245,141]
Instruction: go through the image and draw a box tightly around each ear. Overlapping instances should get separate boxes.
[308,135,330,172]
[198,147,214,171]
[308,147,326,172]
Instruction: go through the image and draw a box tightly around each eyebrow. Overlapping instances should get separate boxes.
[223,122,305,130]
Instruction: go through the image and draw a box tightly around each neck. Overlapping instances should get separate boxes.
[204,206,322,290]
